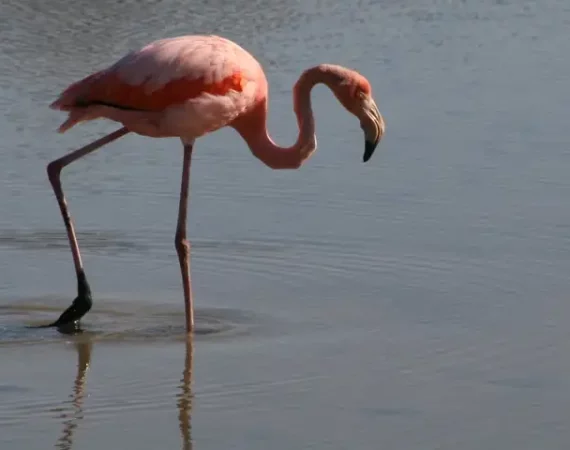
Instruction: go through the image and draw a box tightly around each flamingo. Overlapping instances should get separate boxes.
[46,34,386,333]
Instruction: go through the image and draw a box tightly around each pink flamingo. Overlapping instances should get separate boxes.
[46,34,386,333]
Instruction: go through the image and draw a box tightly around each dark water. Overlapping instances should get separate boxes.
[1,0,570,448]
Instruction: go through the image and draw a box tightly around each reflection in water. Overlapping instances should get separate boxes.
[54,338,91,450]
[178,336,194,450]
[53,337,195,449]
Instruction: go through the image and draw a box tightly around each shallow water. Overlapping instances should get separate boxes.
[2,0,570,448]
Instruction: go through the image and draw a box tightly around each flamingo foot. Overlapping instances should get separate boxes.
[49,270,93,330]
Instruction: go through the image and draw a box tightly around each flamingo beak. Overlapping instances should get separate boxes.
[361,97,385,163]
[363,139,378,162]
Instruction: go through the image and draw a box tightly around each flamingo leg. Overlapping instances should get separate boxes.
[175,143,195,333]
[47,127,130,329]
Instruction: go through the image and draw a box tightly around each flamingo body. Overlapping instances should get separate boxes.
[51,35,266,140]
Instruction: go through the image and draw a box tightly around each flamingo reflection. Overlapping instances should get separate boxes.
[54,336,195,449]
[178,336,194,450]
[55,338,91,450]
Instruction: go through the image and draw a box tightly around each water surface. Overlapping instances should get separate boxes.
[1,0,570,448]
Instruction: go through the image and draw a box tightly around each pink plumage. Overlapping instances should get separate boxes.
[51,35,266,139]
[45,34,385,333]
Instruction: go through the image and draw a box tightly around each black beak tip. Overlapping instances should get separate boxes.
[363,140,377,163]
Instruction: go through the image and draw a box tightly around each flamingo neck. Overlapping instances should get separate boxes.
[233,67,331,169]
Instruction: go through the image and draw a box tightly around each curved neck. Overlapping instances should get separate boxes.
[233,66,332,169]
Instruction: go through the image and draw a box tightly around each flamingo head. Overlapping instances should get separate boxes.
[320,65,386,162]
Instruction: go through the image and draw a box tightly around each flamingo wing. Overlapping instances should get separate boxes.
[51,35,264,135]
